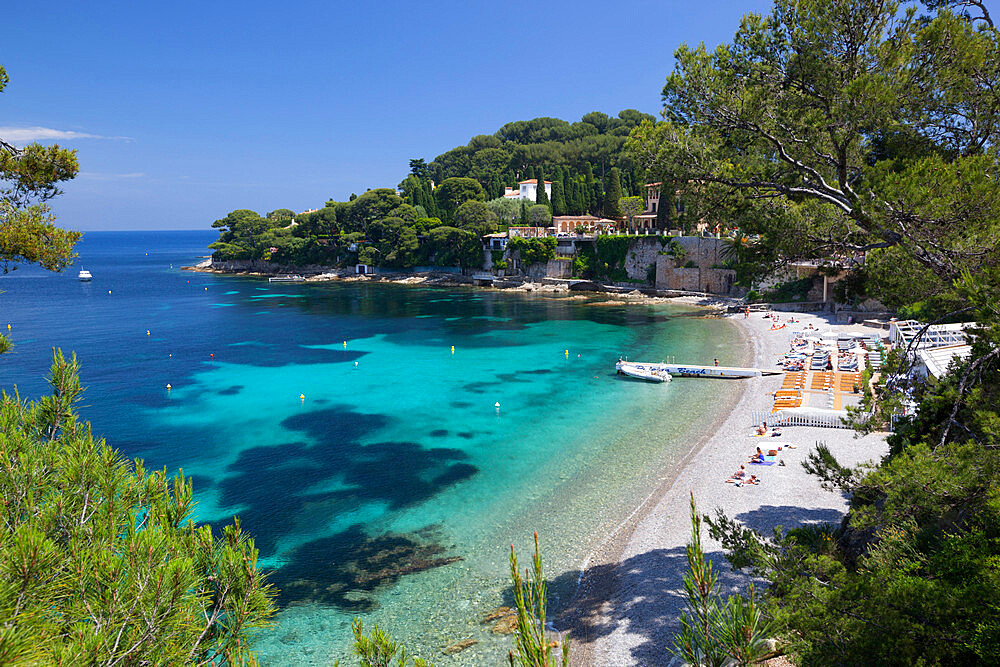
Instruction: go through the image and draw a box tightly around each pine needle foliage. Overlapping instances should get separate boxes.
[0,350,277,665]
[351,619,433,667]
[507,532,569,667]
[672,494,775,667]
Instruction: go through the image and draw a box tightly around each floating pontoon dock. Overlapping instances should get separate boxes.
[616,361,782,379]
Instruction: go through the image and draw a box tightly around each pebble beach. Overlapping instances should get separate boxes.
[570,307,890,666]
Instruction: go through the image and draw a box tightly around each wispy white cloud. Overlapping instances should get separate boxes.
[78,171,145,181]
[0,126,132,143]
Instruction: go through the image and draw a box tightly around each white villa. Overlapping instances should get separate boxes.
[503,179,553,201]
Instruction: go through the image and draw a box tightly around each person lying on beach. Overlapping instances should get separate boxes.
[756,423,768,435]
[747,475,759,485]
[726,465,747,482]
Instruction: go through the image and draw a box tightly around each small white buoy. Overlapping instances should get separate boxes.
[108,290,112,294]
[495,401,501,414]
[168,353,172,358]
[354,361,359,367]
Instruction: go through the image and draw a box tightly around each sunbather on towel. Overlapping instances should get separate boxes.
[726,465,748,482]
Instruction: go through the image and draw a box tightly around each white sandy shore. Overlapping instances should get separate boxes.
[571,308,889,666]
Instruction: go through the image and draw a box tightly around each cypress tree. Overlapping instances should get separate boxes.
[558,167,571,214]
[604,167,623,218]
[520,199,528,226]
[584,163,596,214]
[489,174,504,200]
[535,168,550,208]
[656,180,672,230]
[424,180,439,218]
[563,178,580,215]
[552,181,566,216]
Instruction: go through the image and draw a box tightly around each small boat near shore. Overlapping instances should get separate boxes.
[77,269,92,281]
[268,275,305,283]
[616,361,672,383]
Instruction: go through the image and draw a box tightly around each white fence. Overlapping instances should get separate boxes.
[750,410,857,429]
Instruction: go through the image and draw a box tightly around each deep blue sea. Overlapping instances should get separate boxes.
[0,231,744,663]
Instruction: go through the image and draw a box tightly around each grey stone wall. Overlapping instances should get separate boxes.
[623,238,665,281]
[654,255,737,294]
[526,259,573,279]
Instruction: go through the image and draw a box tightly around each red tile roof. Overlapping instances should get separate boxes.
[517,179,553,185]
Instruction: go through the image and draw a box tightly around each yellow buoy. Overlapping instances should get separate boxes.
[343,341,347,348]
[299,393,305,401]
[564,349,569,356]
[166,383,172,390]
[6,324,9,331]
[146,330,150,336]
[451,345,455,353]
[108,290,112,294]
[204,287,208,291]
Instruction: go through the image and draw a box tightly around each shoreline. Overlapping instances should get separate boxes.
[563,315,754,664]
[183,261,741,309]
[568,310,890,666]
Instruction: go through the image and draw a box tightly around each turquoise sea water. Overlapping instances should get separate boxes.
[0,231,743,663]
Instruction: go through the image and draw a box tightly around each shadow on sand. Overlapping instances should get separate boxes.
[505,505,846,665]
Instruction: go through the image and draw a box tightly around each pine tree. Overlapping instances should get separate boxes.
[604,167,623,218]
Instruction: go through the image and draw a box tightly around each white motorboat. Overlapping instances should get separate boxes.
[616,361,672,383]
[268,275,305,283]
[77,269,92,281]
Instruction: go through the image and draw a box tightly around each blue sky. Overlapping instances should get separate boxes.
[3,0,771,230]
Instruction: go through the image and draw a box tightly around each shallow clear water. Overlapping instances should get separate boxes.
[0,231,742,664]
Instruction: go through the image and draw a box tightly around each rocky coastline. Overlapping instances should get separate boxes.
[182,258,741,311]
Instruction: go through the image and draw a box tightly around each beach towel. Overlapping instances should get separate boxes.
[750,455,777,466]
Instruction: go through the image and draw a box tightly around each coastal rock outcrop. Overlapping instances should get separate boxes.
[442,638,478,655]
[482,606,519,634]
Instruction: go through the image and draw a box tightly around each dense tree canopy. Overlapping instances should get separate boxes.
[626,0,1000,302]
[0,351,276,664]
[641,1,1000,663]
[0,64,81,275]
